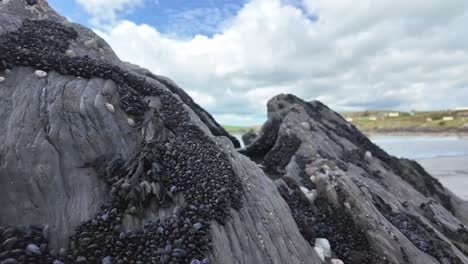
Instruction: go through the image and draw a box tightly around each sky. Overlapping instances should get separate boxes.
[48,0,468,125]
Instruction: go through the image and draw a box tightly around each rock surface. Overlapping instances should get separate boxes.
[241,130,258,146]
[0,1,318,264]
[1,2,468,264]
[241,94,468,264]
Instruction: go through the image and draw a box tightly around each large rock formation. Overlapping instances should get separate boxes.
[241,94,468,264]
[0,1,318,264]
[1,1,468,264]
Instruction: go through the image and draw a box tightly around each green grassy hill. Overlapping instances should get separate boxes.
[222,109,468,134]
[341,109,468,132]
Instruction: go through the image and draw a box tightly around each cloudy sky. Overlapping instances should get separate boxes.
[48,0,468,125]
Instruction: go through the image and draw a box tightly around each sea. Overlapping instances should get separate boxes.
[234,134,468,200]
[371,136,468,200]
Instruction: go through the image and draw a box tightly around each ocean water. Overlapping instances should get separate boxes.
[370,136,468,200]
[370,136,468,160]
[235,133,468,200]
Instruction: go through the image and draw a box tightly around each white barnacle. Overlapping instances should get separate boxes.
[65,49,76,57]
[34,70,47,79]
[104,102,115,113]
[127,117,136,127]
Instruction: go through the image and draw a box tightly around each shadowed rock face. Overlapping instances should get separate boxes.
[0,1,319,264]
[241,94,468,264]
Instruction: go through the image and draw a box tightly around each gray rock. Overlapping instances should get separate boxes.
[242,129,258,146]
[241,94,468,264]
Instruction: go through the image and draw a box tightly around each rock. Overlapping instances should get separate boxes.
[242,129,258,146]
[241,94,468,264]
[25,243,41,255]
[7,2,466,264]
[193,222,203,230]
[33,70,47,79]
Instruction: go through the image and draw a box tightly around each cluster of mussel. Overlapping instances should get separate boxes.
[1,16,244,263]
[0,225,51,264]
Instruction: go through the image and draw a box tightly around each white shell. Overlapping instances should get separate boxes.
[331,259,344,264]
[127,118,135,127]
[315,238,331,259]
[84,39,98,49]
[314,246,325,262]
[0,77,5,83]
[34,70,47,79]
[299,186,316,202]
[104,103,115,113]
[65,49,76,57]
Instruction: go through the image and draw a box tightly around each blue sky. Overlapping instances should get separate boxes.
[46,0,468,126]
[48,0,247,37]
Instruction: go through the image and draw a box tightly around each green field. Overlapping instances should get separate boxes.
[342,110,468,132]
[222,109,468,134]
[222,125,260,133]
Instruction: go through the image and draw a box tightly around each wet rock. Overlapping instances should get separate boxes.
[242,129,258,146]
[242,94,468,264]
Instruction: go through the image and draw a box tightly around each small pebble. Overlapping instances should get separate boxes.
[190,259,201,264]
[202,258,210,264]
[105,102,115,113]
[0,76,5,82]
[65,49,76,57]
[53,260,65,264]
[34,70,47,79]
[193,223,203,230]
[26,244,41,255]
[315,238,331,259]
[127,117,135,127]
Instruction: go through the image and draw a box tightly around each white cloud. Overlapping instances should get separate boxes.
[187,90,216,108]
[94,0,468,125]
[76,0,144,26]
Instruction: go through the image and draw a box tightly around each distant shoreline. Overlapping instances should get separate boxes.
[361,128,468,137]
[226,127,468,137]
